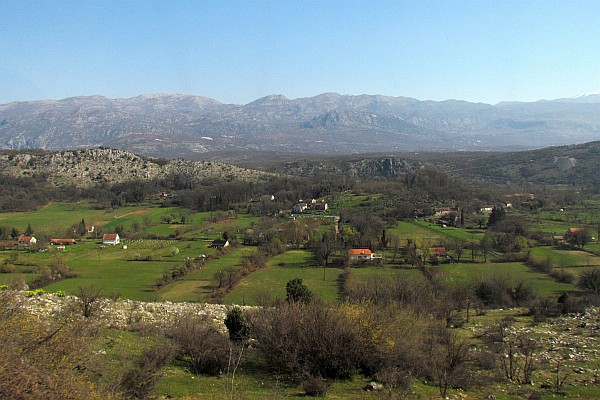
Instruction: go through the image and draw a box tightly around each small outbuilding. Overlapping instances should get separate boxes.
[210,239,230,248]
[50,238,77,246]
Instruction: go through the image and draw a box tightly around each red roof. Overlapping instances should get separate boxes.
[103,233,119,240]
[568,228,584,233]
[51,238,76,244]
[18,236,34,243]
[429,247,447,256]
[348,249,372,256]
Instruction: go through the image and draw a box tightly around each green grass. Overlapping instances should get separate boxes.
[441,262,577,296]
[412,220,483,241]
[0,202,108,232]
[388,220,440,242]
[529,246,597,267]
[158,246,255,302]
[223,250,342,305]
[43,244,171,300]
[349,265,422,280]
[36,239,217,301]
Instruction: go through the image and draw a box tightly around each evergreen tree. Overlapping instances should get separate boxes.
[487,206,505,228]
[286,278,313,304]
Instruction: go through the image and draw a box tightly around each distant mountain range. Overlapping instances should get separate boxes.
[1,93,599,157]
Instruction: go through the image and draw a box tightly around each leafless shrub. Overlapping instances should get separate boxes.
[302,375,330,397]
[118,341,177,399]
[166,313,230,375]
[249,301,364,380]
[77,284,104,318]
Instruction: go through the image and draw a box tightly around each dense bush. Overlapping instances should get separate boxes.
[167,314,230,375]
[285,278,313,304]
[578,267,600,296]
[224,307,250,341]
[249,302,365,380]
[474,275,535,308]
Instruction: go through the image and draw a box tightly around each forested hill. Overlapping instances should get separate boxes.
[259,140,600,189]
[427,140,600,188]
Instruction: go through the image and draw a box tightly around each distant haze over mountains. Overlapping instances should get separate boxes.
[1,93,599,158]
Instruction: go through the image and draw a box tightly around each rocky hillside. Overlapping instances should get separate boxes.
[1,93,600,157]
[267,155,423,179]
[428,140,600,187]
[0,148,274,188]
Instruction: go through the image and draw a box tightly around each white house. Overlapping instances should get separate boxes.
[348,248,382,261]
[102,233,120,245]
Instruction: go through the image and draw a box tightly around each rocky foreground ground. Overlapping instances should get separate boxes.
[11,290,251,331]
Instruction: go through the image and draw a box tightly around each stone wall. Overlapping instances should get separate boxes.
[11,291,254,331]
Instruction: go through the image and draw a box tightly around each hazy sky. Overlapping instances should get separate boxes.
[1,0,599,105]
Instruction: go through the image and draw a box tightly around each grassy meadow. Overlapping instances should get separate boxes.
[3,200,598,304]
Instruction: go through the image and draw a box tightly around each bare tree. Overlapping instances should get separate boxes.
[421,324,471,398]
[77,284,104,318]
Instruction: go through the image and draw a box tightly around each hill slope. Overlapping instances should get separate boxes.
[0,148,273,188]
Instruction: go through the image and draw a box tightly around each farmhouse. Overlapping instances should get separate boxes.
[50,238,76,245]
[429,247,450,264]
[434,208,453,217]
[312,199,328,211]
[292,202,309,214]
[102,233,121,245]
[292,199,329,213]
[17,235,37,245]
[348,248,382,261]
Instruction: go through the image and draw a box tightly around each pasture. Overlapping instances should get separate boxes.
[158,246,256,302]
[441,261,577,296]
[412,220,484,241]
[223,250,342,305]
[42,239,215,301]
[1,199,598,306]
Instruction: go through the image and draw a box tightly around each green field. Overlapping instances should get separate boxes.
[412,220,484,241]
[1,200,598,305]
[388,220,440,242]
[40,240,213,300]
[529,246,596,267]
[441,261,577,296]
[223,250,342,305]
[158,246,256,302]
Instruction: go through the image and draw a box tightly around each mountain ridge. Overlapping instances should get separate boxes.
[1,92,599,157]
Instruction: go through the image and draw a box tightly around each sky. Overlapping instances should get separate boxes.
[1,0,599,105]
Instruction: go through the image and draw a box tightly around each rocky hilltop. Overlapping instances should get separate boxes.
[0,148,273,188]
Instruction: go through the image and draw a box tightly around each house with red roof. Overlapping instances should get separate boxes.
[348,248,382,261]
[17,235,37,245]
[102,233,121,245]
